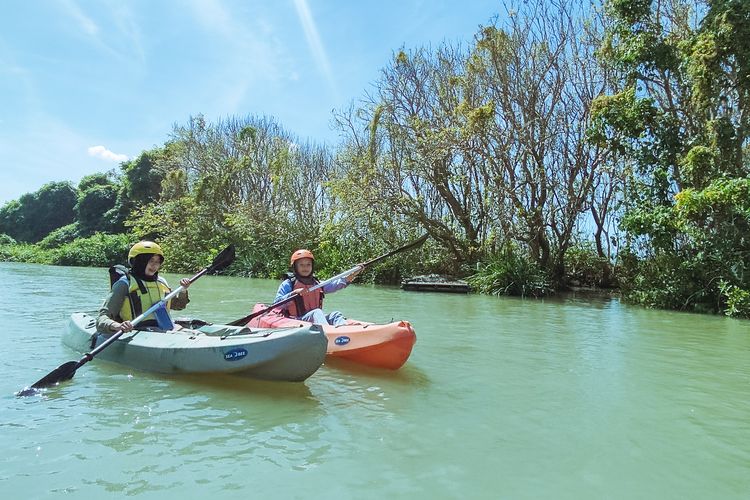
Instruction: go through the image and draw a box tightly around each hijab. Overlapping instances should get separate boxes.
[130,253,163,282]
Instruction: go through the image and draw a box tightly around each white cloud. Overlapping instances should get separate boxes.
[88,145,128,162]
[293,0,337,96]
[183,0,294,113]
[188,0,233,35]
[60,0,100,36]
[57,0,145,66]
[0,117,125,203]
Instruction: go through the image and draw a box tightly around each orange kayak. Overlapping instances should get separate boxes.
[246,304,416,370]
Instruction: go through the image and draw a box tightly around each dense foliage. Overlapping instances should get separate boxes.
[1,0,748,319]
[0,233,130,267]
[0,181,77,242]
[591,0,750,316]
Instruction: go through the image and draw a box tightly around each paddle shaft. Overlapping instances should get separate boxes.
[299,233,428,296]
[229,234,428,325]
[227,273,350,326]
[357,233,428,268]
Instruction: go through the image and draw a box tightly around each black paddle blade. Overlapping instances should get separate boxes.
[16,360,79,397]
[361,233,430,267]
[208,244,235,274]
[395,233,429,255]
[32,360,79,388]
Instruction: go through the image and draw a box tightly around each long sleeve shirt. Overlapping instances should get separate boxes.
[273,276,349,310]
[95,279,189,333]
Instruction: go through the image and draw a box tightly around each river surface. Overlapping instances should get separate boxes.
[1,262,748,499]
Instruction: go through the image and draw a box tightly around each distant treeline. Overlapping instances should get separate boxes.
[1,0,748,318]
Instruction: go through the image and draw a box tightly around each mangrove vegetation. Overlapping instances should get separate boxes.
[1,0,748,318]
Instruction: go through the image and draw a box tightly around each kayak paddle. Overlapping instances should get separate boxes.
[17,244,236,397]
[228,234,428,326]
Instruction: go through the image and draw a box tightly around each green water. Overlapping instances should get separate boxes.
[1,262,749,499]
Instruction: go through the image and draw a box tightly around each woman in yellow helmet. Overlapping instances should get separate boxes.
[273,249,362,326]
[96,241,192,333]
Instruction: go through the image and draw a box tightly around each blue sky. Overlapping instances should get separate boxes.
[0,0,502,204]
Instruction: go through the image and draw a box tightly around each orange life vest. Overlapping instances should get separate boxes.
[287,277,324,317]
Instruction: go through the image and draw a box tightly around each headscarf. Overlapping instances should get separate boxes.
[130,253,163,282]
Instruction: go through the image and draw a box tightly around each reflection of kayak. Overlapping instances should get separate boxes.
[64,312,327,382]
[246,304,417,370]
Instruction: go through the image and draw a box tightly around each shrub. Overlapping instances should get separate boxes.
[0,242,53,263]
[0,233,16,245]
[564,243,611,287]
[617,248,745,314]
[468,243,552,297]
[51,233,131,267]
[38,223,80,249]
[719,281,750,319]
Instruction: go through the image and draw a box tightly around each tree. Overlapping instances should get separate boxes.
[124,114,339,276]
[592,0,750,314]
[334,44,494,268]
[121,149,168,206]
[0,181,77,242]
[76,173,120,236]
[469,1,613,283]
[334,0,615,283]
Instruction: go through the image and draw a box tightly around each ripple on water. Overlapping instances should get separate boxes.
[2,263,750,499]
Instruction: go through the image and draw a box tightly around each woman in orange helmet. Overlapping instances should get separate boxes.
[274,249,362,326]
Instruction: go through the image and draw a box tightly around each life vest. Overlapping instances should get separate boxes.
[286,276,324,317]
[108,265,174,329]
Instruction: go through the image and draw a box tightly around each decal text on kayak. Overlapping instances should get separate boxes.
[224,348,248,361]
[334,336,350,346]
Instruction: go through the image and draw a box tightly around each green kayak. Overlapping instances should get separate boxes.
[64,312,327,382]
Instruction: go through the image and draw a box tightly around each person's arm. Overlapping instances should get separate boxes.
[273,280,295,310]
[321,265,364,294]
[95,281,132,333]
[169,278,191,311]
[321,277,348,294]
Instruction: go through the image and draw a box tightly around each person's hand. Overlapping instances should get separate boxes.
[347,264,365,283]
[117,321,133,333]
[180,278,191,289]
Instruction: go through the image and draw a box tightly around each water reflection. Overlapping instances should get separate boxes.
[322,357,431,387]
[20,367,338,493]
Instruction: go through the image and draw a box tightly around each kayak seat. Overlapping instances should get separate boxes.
[174,318,212,329]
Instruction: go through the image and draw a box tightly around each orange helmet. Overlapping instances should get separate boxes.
[290,249,314,266]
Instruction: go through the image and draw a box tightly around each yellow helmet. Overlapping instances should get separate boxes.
[290,249,314,266]
[128,241,164,264]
